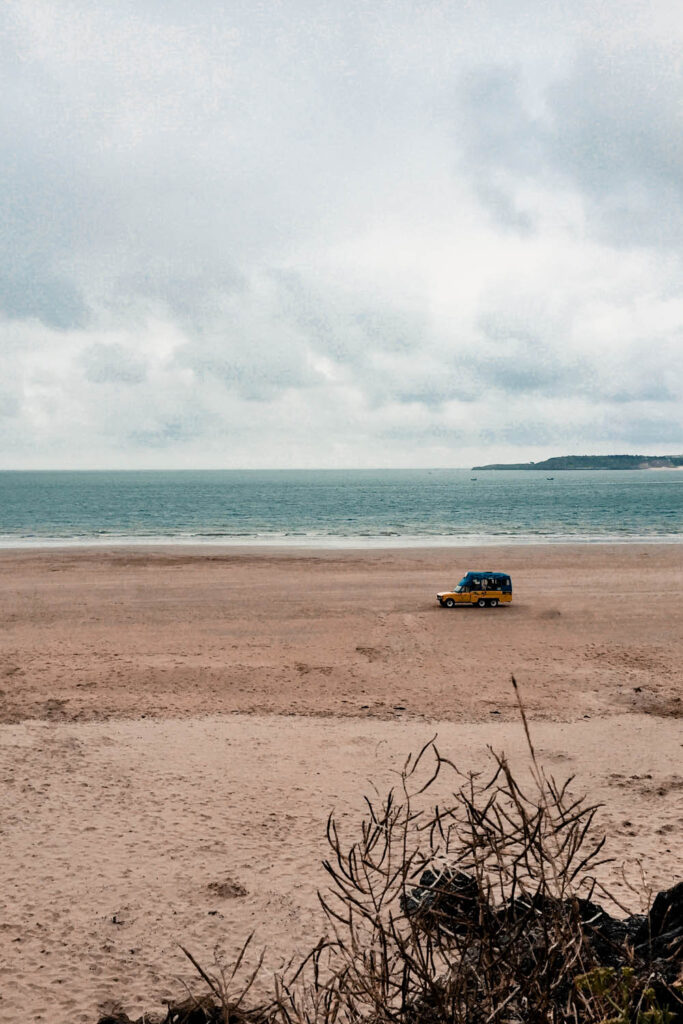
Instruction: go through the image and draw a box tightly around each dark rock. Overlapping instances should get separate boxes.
[406,865,683,982]
[98,995,226,1024]
[573,898,645,967]
[403,867,480,933]
[634,880,683,966]
[636,880,683,940]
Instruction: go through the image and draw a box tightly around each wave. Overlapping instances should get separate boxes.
[0,530,681,549]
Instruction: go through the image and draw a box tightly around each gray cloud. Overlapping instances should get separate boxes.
[452,67,546,233]
[453,42,683,251]
[127,412,216,448]
[0,0,681,467]
[0,389,20,418]
[81,343,147,384]
[547,49,683,249]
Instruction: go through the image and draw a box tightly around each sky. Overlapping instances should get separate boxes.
[1,0,683,469]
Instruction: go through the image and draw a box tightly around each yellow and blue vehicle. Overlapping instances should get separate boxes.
[437,571,512,609]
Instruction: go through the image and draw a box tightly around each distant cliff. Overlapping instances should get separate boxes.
[472,454,683,471]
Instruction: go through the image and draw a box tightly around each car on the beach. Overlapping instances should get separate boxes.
[438,571,512,608]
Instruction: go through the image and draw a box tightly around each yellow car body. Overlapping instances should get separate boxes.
[438,571,512,608]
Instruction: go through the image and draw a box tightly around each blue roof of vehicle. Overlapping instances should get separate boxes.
[464,570,510,577]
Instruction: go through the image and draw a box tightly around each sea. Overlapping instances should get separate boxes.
[0,469,681,548]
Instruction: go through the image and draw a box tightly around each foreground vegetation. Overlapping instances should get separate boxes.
[100,683,683,1024]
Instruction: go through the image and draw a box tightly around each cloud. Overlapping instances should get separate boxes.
[547,48,683,249]
[0,0,681,467]
[452,39,683,251]
[81,343,147,384]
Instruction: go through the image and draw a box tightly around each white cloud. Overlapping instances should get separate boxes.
[0,0,682,467]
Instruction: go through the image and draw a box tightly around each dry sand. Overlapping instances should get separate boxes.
[1,544,682,1023]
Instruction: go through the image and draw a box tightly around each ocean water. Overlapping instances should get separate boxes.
[0,469,681,547]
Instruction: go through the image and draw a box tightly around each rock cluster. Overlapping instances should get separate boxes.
[407,867,683,974]
[404,866,683,1018]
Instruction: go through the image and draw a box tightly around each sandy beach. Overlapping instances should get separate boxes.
[1,544,682,1023]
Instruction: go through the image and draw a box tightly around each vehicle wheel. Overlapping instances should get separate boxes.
[444,598,455,608]
[477,598,487,608]
[489,598,498,608]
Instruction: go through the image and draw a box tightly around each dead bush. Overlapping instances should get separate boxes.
[101,681,683,1024]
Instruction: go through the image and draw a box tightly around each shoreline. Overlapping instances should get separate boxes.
[0,533,681,552]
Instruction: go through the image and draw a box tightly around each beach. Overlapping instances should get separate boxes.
[1,544,682,1022]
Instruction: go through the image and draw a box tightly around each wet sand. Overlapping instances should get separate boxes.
[1,544,682,1022]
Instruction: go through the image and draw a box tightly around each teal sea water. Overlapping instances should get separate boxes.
[0,469,681,547]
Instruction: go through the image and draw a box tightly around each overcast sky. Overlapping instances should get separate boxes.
[2,0,683,468]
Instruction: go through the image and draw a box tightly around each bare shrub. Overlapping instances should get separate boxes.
[104,682,682,1024]
[272,683,681,1024]
[277,754,602,1022]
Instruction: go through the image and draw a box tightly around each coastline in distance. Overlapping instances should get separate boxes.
[472,454,683,471]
